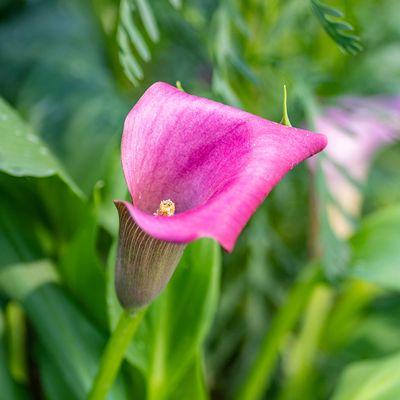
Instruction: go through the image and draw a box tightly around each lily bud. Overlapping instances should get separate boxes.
[115,201,185,310]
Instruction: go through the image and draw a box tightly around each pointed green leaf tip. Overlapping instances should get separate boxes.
[280,85,292,127]
[176,81,185,92]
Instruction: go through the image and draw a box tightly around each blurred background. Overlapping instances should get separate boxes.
[1,0,400,399]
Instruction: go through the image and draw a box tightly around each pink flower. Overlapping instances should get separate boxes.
[314,96,400,237]
[115,82,327,309]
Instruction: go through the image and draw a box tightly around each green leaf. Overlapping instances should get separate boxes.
[59,209,107,328]
[0,183,43,267]
[117,0,162,85]
[117,0,187,85]
[332,351,400,400]
[136,0,160,42]
[212,71,242,108]
[61,96,126,196]
[5,302,28,384]
[107,238,221,398]
[0,97,81,197]
[0,260,128,400]
[0,310,28,400]
[120,0,151,62]
[210,2,256,106]
[0,1,127,197]
[310,0,363,55]
[169,0,182,9]
[0,172,87,253]
[350,205,400,291]
[170,352,208,400]
[118,0,146,85]
[97,150,128,236]
[36,344,77,400]
[0,261,59,300]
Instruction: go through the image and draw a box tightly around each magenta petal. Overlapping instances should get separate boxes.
[119,82,327,252]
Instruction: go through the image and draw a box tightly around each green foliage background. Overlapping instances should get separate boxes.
[0,0,400,399]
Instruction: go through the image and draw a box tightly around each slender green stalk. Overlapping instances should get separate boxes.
[6,301,28,383]
[236,263,320,400]
[88,308,146,400]
[279,284,333,400]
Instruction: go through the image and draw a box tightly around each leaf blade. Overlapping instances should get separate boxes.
[0,98,82,197]
[310,0,363,55]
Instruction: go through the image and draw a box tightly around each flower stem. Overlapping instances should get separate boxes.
[278,284,333,400]
[88,308,146,400]
[235,263,320,400]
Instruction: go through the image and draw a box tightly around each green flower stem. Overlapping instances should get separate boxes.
[88,308,146,400]
[236,263,321,400]
[279,284,334,400]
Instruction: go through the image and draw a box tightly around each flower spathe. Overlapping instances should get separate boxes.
[118,82,327,250]
[313,96,400,238]
[115,82,327,309]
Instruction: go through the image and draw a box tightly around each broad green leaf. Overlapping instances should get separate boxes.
[0,97,81,197]
[0,0,127,196]
[108,238,221,398]
[59,208,107,328]
[36,344,77,400]
[345,302,400,359]
[62,96,126,196]
[16,63,125,196]
[0,261,59,299]
[0,173,87,256]
[332,351,400,400]
[0,260,128,400]
[350,205,400,290]
[0,183,43,267]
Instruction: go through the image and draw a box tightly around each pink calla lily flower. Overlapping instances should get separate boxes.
[114,82,327,309]
[117,82,327,250]
[314,96,400,238]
